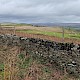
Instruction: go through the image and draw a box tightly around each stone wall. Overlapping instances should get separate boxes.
[0,34,80,78]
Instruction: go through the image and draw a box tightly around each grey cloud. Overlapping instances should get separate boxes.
[0,0,80,23]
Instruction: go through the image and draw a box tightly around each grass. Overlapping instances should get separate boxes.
[1,23,33,27]
[0,63,4,69]
[0,48,79,80]
[0,63,4,79]
[16,29,80,39]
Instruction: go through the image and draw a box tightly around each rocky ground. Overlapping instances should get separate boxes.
[0,34,80,80]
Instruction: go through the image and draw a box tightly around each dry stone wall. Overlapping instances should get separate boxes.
[0,34,80,78]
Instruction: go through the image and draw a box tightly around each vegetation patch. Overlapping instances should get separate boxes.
[17,29,80,39]
[0,63,4,79]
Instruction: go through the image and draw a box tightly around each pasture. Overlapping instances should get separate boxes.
[0,25,80,44]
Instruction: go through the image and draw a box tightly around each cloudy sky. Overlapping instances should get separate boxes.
[0,0,80,23]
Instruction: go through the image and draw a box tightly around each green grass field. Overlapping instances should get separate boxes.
[17,29,80,39]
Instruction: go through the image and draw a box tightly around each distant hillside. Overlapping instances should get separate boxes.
[0,22,33,26]
[0,22,80,30]
[32,23,80,29]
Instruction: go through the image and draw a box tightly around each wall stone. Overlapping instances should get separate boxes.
[0,34,80,78]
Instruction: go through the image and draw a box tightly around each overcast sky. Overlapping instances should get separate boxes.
[0,0,80,23]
